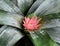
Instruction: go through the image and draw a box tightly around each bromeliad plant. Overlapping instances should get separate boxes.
[0,0,60,46]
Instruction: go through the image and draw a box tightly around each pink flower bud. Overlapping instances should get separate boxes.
[23,16,41,31]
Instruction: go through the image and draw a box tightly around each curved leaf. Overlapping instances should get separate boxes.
[34,0,60,16]
[29,30,59,46]
[44,27,60,44]
[42,19,60,29]
[17,0,34,15]
[27,0,45,15]
[0,25,23,46]
[40,14,60,44]
[40,13,60,29]
[0,11,24,28]
[0,0,23,15]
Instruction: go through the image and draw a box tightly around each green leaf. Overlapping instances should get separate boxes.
[42,19,60,29]
[34,0,60,16]
[0,25,23,46]
[27,0,45,15]
[29,30,59,46]
[0,11,24,28]
[17,0,34,14]
[44,27,60,44]
[39,13,60,29]
[39,14,60,44]
[40,13,60,21]
[0,0,23,15]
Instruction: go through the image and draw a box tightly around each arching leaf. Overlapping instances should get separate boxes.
[44,27,60,44]
[0,25,23,46]
[29,30,59,46]
[0,11,24,28]
[27,0,45,15]
[34,0,60,16]
[0,0,23,15]
[17,0,35,15]
[42,19,60,29]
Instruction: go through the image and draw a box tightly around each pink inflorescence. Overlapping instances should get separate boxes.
[23,16,40,31]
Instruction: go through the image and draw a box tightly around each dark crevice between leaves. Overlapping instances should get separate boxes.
[23,0,36,16]
[57,42,60,45]
[0,25,3,28]
[24,0,36,16]
[14,35,34,46]
[13,23,34,46]
[24,4,35,16]
[13,19,34,46]
[0,9,7,13]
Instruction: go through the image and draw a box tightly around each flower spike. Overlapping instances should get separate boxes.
[23,16,41,31]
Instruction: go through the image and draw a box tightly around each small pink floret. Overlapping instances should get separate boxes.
[23,16,40,31]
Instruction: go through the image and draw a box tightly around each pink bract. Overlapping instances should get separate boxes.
[23,16,40,31]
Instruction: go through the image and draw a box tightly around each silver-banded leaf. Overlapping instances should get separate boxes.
[0,12,24,28]
[41,19,60,43]
[29,30,59,46]
[45,27,60,44]
[42,19,60,29]
[27,0,45,15]
[17,0,34,14]
[40,13,60,29]
[34,0,60,16]
[0,0,23,15]
[0,26,23,46]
